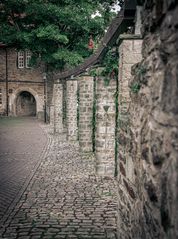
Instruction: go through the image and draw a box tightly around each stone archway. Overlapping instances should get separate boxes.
[9,87,43,118]
[16,91,36,116]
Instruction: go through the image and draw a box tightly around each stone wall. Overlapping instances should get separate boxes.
[116,36,143,238]
[0,48,45,118]
[0,48,44,82]
[0,82,44,119]
[116,1,178,238]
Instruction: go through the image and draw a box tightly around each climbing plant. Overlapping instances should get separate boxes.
[129,65,147,93]
[89,47,119,86]
[92,76,97,152]
[77,85,80,141]
[100,47,119,86]
[114,78,119,177]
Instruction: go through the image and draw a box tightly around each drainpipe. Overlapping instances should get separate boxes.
[5,47,9,116]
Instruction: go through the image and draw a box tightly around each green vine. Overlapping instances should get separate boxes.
[92,76,96,152]
[77,86,80,141]
[101,48,118,87]
[136,65,147,76]
[114,78,119,177]
[130,82,141,94]
[89,68,98,77]
[89,47,118,87]
[62,81,67,126]
[130,65,147,94]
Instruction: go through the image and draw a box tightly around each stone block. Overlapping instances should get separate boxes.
[78,76,94,152]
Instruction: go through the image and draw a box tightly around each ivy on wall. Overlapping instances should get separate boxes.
[89,47,119,87]
[62,81,67,126]
[77,85,80,141]
[114,78,119,177]
[101,47,119,86]
[129,64,147,94]
[92,76,97,152]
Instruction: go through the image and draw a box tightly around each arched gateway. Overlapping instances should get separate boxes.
[16,91,36,116]
[9,87,43,118]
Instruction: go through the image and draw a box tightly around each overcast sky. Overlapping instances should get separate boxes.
[91,3,121,18]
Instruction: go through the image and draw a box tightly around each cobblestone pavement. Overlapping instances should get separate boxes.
[0,121,118,239]
[0,117,48,221]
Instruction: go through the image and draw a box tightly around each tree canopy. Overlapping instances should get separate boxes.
[0,0,120,70]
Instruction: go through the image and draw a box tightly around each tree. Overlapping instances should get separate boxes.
[0,0,119,70]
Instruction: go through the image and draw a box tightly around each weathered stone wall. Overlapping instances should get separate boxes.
[0,82,44,119]
[66,80,78,141]
[116,36,143,238]
[95,76,117,176]
[0,48,6,114]
[0,48,44,82]
[78,75,94,152]
[0,48,45,118]
[117,1,178,238]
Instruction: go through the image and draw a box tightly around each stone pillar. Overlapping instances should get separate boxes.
[116,36,143,238]
[49,104,54,127]
[78,75,94,152]
[66,80,78,141]
[117,35,142,180]
[53,81,63,134]
[95,77,117,176]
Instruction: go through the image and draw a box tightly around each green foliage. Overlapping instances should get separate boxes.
[101,48,119,86]
[114,82,118,177]
[89,68,98,77]
[0,0,119,70]
[136,65,147,76]
[89,48,119,86]
[92,76,97,152]
[36,25,69,44]
[130,82,141,94]
[77,86,80,141]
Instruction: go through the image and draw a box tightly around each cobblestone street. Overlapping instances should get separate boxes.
[0,117,118,239]
[0,117,48,222]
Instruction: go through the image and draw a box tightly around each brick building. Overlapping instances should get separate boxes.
[0,45,47,120]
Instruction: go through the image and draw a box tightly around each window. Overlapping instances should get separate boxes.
[0,89,2,105]
[26,51,32,68]
[18,51,24,68]
[17,50,31,68]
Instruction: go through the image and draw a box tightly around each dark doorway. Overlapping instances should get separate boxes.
[16,91,36,116]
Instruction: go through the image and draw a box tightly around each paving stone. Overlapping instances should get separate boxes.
[0,118,117,238]
[0,117,48,221]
